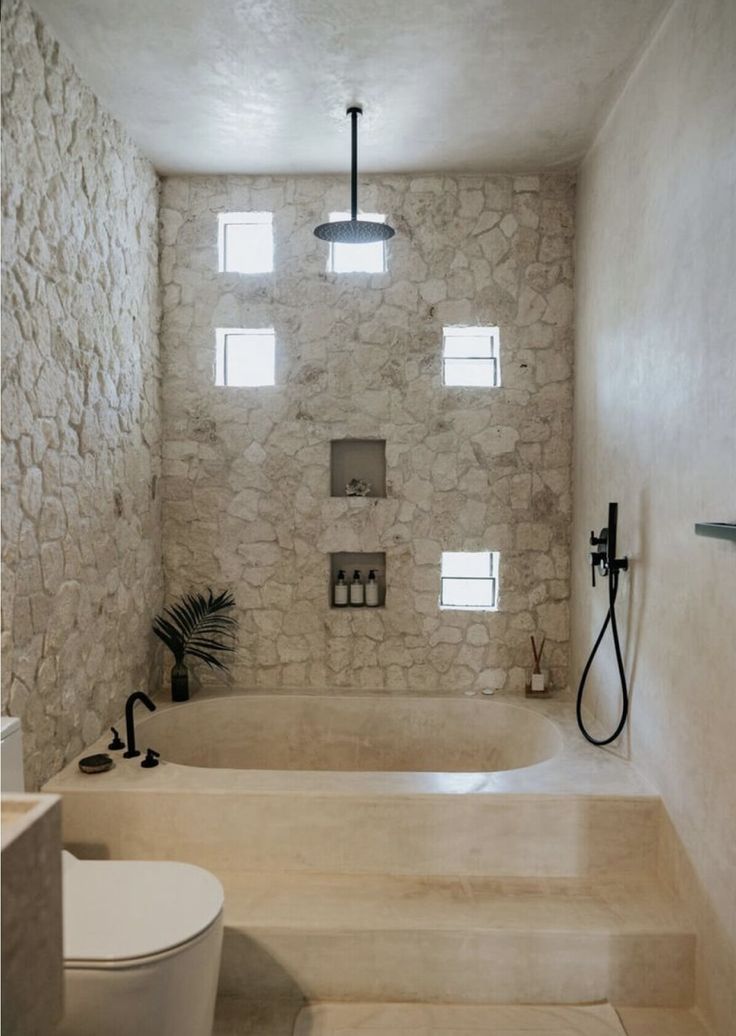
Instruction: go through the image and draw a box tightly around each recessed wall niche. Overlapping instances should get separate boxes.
[330,439,386,498]
[330,553,387,608]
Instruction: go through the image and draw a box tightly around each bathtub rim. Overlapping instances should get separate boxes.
[43,690,656,799]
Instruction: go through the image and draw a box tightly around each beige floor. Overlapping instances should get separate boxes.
[213,1000,712,1036]
[214,998,303,1036]
[294,1002,628,1034]
[615,1007,712,1036]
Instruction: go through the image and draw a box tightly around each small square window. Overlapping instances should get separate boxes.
[328,212,388,274]
[218,212,273,273]
[443,326,500,387]
[215,328,275,387]
[440,551,498,610]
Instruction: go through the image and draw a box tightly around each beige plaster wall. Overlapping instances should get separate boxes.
[1,0,163,790]
[572,1,736,1030]
[160,172,575,695]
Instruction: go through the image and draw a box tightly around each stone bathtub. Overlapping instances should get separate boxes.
[46,690,657,881]
[45,691,666,1004]
[134,694,563,773]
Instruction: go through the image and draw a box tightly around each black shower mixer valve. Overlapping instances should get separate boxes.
[589,529,609,586]
[589,526,628,587]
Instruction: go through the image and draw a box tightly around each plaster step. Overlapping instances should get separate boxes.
[217,871,695,1007]
[56,787,663,879]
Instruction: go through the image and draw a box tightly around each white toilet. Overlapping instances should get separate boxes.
[1,716,225,1036]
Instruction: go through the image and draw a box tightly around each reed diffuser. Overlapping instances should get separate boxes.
[528,635,547,696]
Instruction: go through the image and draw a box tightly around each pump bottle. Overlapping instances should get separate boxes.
[349,570,364,606]
[365,569,380,607]
[333,570,348,607]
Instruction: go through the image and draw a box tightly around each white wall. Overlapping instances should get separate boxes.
[572,1,736,1031]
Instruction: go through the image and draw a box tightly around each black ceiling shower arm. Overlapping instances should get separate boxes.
[348,105,362,222]
[313,104,394,244]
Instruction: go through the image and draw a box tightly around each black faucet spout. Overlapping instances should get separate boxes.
[123,691,156,759]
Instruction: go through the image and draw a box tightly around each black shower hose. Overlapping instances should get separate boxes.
[576,568,629,745]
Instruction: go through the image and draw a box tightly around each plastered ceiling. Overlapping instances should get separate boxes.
[28,0,670,174]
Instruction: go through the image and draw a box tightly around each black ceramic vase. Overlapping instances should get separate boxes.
[171,661,189,702]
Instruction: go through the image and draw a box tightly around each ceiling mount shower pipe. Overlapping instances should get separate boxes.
[314,106,395,244]
[349,105,359,222]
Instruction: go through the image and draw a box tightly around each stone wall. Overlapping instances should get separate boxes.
[1,0,162,789]
[160,172,574,694]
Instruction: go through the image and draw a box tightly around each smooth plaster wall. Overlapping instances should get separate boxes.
[1,0,162,790]
[160,172,575,695]
[572,0,736,1031]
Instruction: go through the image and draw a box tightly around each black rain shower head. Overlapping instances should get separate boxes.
[314,218,394,244]
[314,106,396,245]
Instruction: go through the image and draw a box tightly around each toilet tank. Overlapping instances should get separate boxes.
[1,717,25,792]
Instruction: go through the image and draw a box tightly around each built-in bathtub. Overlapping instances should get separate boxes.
[46,690,657,881]
[44,692,676,1007]
[136,694,562,773]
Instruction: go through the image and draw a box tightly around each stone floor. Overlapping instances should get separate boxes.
[615,1008,713,1036]
[214,999,301,1036]
[295,1002,628,1034]
[213,1000,713,1036]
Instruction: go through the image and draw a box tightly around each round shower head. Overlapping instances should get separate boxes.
[314,105,396,244]
[314,218,395,244]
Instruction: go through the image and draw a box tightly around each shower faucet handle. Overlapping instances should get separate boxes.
[590,542,609,586]
[590,526,610,586]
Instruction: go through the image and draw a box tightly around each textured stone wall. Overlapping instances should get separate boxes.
[1,0,162,789]
[161,172,574,694]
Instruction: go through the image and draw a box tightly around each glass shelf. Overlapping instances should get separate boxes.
[694,523,736,542]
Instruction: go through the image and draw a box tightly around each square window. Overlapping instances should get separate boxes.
[443,326,500,387]
[218,212,273,273]
[328,212,388,274]
[215,328,275,387]
[440,551,498,611]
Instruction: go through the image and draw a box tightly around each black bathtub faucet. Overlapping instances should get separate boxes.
[123,691,156,759]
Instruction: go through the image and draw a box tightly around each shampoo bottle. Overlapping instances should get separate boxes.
[333,570,348,607]
[349,570,364,607]
[365,569,380,607]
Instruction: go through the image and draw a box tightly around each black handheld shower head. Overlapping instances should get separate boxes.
[577,502,630,746]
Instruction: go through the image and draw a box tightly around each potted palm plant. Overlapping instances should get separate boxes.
[152,589,238,701]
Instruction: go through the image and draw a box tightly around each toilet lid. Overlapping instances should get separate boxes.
[62,855,224,962]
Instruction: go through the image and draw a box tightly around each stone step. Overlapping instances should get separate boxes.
[57,788,663,879]
[217,871,695,1007]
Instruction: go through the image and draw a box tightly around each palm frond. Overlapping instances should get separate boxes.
[153,588,238,670]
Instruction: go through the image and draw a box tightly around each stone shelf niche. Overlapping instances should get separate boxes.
[330,552,387,609]
[330,439,387,498]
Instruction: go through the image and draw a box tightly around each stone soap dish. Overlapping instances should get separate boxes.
[78,754,114,775]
